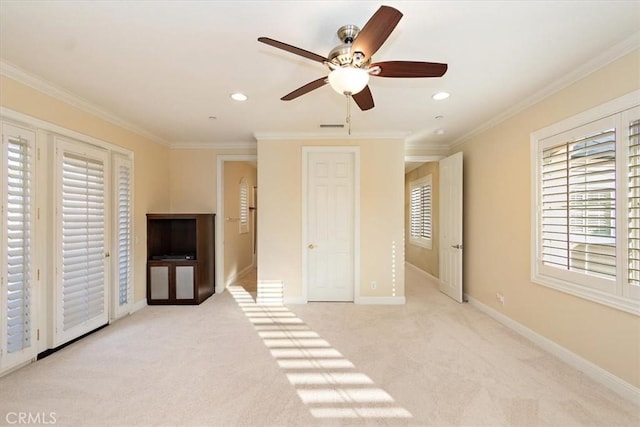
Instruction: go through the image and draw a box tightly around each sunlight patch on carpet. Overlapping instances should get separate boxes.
[228,285,412,420]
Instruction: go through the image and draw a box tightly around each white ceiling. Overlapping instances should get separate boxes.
[1,1,639,148]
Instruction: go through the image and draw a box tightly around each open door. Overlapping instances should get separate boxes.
[439,152,463,302]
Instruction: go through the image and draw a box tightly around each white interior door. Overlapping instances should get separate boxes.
[439,152,464,302]
[305,149,355,302]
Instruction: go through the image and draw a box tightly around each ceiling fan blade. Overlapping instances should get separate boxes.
[371,61,448,78]
[351,6,403,62]
[258,37,327,64]
[281,77,328,101]
[352,86,374,111]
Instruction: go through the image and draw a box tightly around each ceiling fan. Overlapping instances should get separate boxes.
[258,5,448,112]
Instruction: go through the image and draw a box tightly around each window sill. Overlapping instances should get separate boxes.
[532,270,640,316]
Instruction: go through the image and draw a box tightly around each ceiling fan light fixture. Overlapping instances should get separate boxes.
[328,67,370,95]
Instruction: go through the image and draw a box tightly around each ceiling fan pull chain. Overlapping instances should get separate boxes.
[346,93,352,135]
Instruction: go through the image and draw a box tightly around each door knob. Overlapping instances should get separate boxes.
[451,244,463,250]
[308,244,315,249]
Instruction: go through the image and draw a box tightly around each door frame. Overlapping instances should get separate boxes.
[216,154,257,294]
[301,146,360,303]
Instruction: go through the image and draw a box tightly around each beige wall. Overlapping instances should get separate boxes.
[223,161,257,285]
[454,50,640,387]
[257,138,405,301]
[405,162,439,277]
[0,75,171,305]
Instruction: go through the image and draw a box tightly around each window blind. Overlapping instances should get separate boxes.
[629,118,640,288]
[61,152,106,331]
[410,182,432,240]
[117,163,131,306]
[5,136,31,354]
[239,178,249,233]
[541,128,616,280]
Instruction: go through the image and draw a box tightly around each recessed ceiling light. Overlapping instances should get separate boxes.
[231,92,248,101]
[435,115,444,120]
[208,116,217,120]
[432,92,450,101]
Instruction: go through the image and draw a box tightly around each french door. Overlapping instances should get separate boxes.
[54,138,110,346]
[0,123,36,370]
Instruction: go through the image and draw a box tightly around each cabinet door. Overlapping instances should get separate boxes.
[175,266,195,300]
[149,265,169,300]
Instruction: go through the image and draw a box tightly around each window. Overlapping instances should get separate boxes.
[532,92,640,315]
[239,177,249,234]
[1,122,35,369]
[410,175,432,249]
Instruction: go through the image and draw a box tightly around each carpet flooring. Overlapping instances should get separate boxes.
[0,265,637,426]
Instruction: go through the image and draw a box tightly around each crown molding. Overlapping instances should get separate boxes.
[0,59,170,146]
[170,141,257,150]
[253,131,410,141]
[450,31,640,149]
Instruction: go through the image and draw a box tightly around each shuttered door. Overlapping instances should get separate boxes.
[56,139,109,346]
[113,156,132,319]
[628,116,640,299]
[1,123,35,370]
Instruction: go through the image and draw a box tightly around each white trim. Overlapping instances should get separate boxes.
[216,154,258,294]
[131,299,147,313]
[302,146,360,304]
[254,131,408,141]
[404,155,446,163]
[355,296,406,305]
[0,60,169,146]
[451,34,640,149]
[171,141,257,150]
[1,107,134,156]
[284,296,308,305]
[465,294,640,405]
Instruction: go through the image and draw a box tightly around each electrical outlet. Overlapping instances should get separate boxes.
[371,281,377,290]
[496,292,505,305]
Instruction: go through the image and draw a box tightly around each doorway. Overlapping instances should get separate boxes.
[216,155,258,295]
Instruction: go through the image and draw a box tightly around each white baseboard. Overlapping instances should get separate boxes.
[405,262,440,284]
[356,296,406,305]
[284,296,307,304]
[132,299,147,313]
[465,294,640,405]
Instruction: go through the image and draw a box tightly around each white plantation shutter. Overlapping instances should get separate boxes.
[533,96,640,314]
[541,127,617,281]
[628,116,640,298]
[239,177,249,234]
[56,139,109,345]
[113,156,132,318]
[2,124,34,362]
[410,175,432,249]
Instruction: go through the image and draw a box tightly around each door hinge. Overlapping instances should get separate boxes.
[37,329,40,341]
[37,147,41,161]
[37,269,40,281]
[37,207,40,220]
